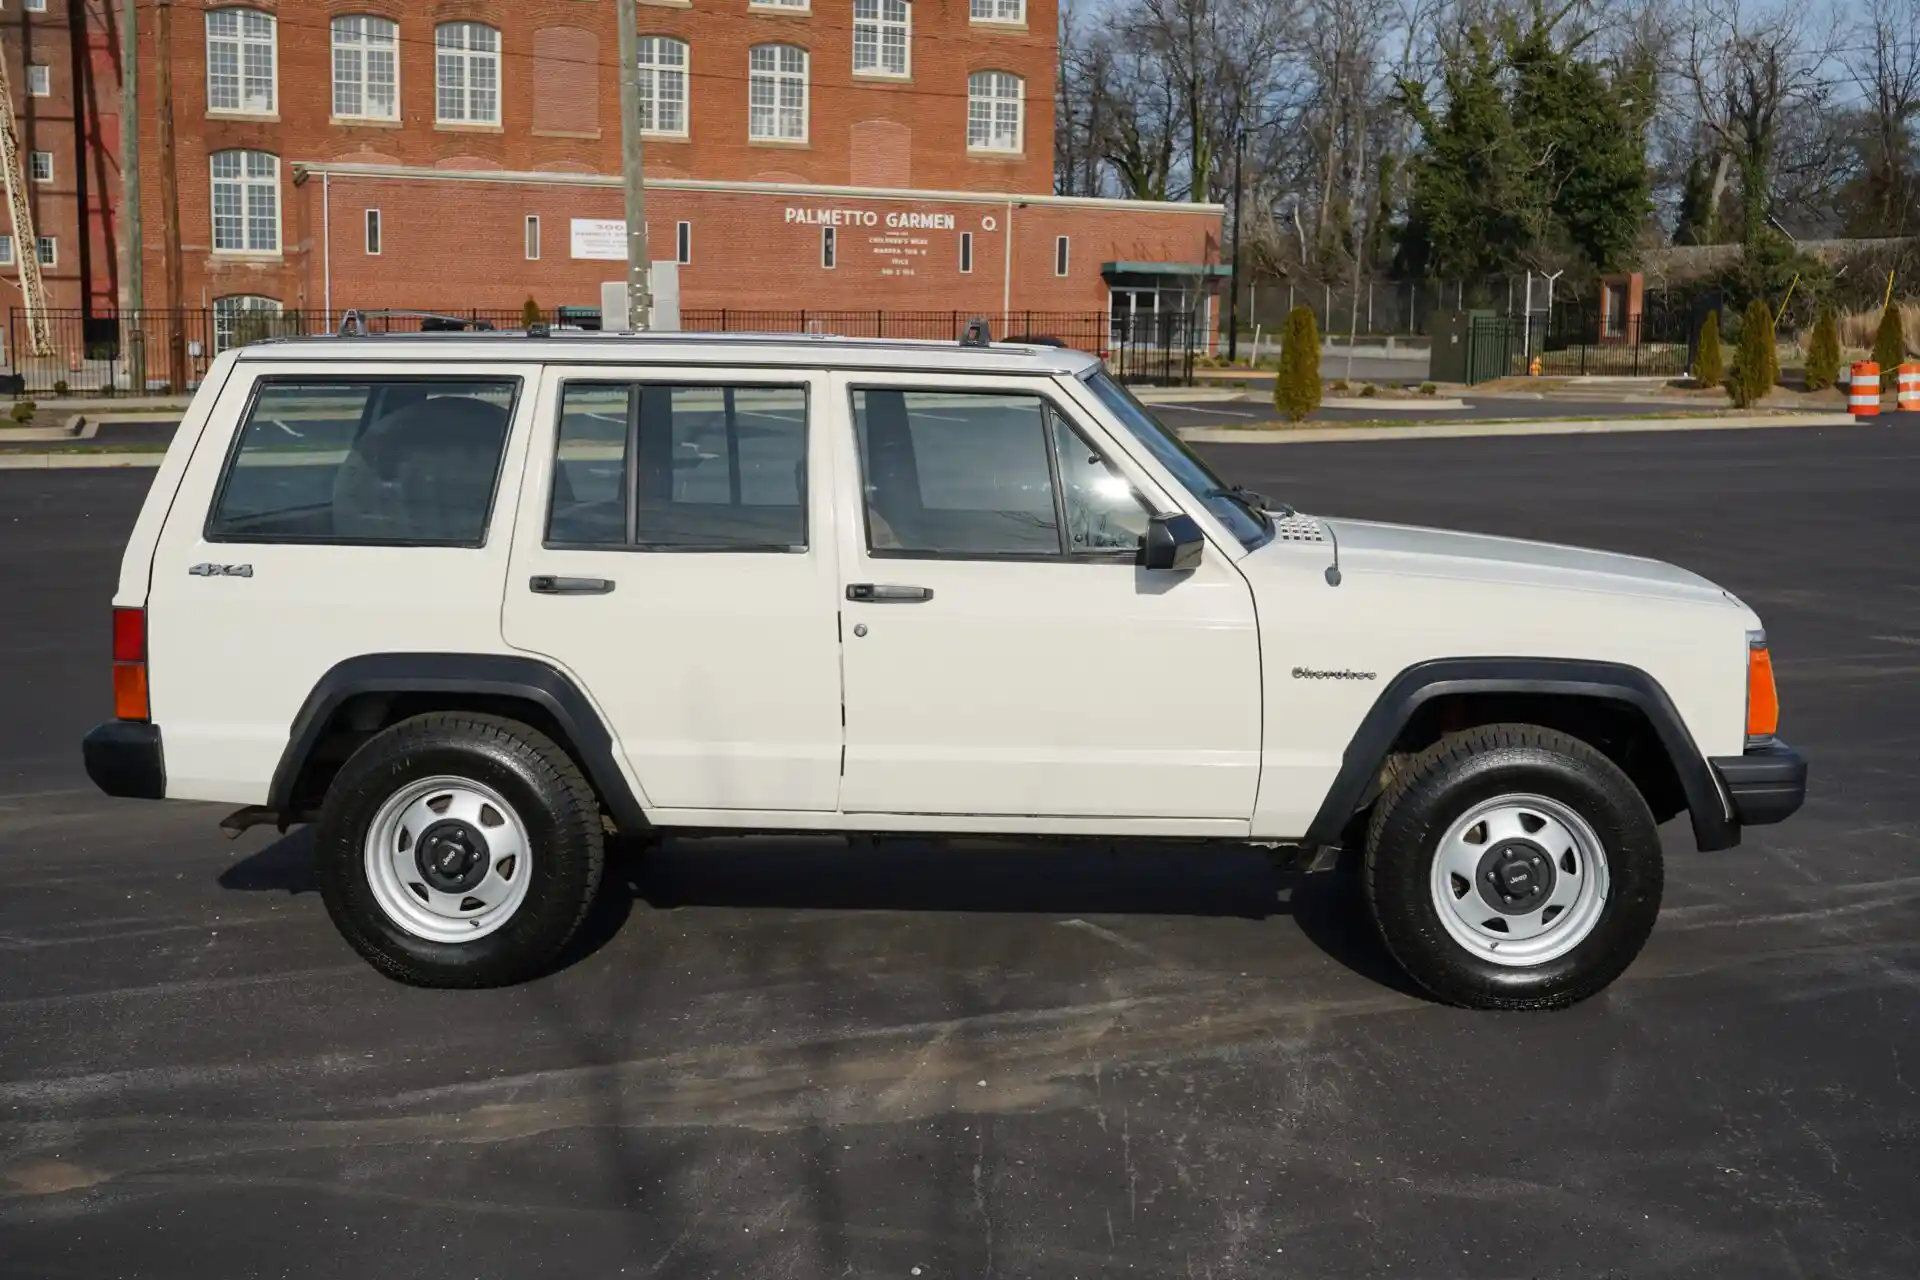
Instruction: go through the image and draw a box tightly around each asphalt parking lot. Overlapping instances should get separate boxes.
[2,422,1916,1277]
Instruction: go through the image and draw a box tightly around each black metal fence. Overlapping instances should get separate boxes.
[7,306,1207,395]
[1455,307,1701,384]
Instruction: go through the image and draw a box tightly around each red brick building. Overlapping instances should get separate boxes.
[121,0,1223,350]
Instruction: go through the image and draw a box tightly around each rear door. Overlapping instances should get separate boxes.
[828,371,1263,825]
[501,365,844,814]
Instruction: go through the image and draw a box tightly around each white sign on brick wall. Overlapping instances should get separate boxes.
[570,218,627,261]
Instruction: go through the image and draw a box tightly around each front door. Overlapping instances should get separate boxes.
[502,367,844,813]
[828,373,1262,825]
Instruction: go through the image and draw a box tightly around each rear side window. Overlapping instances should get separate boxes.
[208,379,518,545]
[547,382,809,550]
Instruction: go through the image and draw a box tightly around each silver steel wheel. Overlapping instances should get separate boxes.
[363,775,533,944]
[1428,793,1611,967]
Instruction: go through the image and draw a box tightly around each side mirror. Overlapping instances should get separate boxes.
[1140,513,1205,571]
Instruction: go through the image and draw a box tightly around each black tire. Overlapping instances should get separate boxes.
[1363,723,1663,1011]
[315,712,605,989]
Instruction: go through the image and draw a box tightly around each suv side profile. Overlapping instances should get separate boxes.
[83,331,1806,1009]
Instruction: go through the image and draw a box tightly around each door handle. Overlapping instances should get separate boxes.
[846,583,933,603]
[530,575,615,595]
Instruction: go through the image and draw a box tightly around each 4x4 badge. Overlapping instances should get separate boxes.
[189,563,253,578]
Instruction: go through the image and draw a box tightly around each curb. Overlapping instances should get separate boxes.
[0,451,166,470]
[1320,396,1467,410]
[1132,386,1252,404]
[1182,413,1861,445]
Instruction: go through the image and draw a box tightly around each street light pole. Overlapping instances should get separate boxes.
[614,0,653,331]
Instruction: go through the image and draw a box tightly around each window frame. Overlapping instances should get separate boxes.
[23,0,48,13]
[205,8,277,115]
[748,0,809,10]
[848,382,1152,565]
[26,64,50,97]
[209,149,281,255]
[675,220,691,265]
[959,230,973,274]
[434,21,502,125]
[331,14,400,122]
[969,0,1024,22]
[211,293,283,353]
[35,236,56,267]
[821,225,836,269]
[851,0,910,78]
[635,35,691,138]
[364,208,382,256]
[525,215,541,260]
[543,379,813,554]
[28,151,52,183]
[0,236,13,266]
[747,42,809,143]
[204,373,525,548]
[966,69,1024,154]
[1054,235,1069,277]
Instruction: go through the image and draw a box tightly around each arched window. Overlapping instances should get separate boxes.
[332,16,399,120]
[210,150,280,253]
[213,295,285,353]
[205,9,276,114]
[967,70,1023,153]
[436,22,500,124]
[636,37,689,136]
[748,45,808,142]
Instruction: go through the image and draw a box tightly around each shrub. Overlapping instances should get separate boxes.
[521,297,543,329]
[1328,378,1349,393]
[10,400,36,424]
[1359,382,1379,398]
[1874,301,1906,389]
[1803,306,1840,391]
[1273,306,1321,423]
[1693,312,1724,387]
[1725,299,1776,407]
[51,379,70,397]
[1419,382,1437,395]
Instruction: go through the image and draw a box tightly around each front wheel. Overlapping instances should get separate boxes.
[315,712,605,988]
[1364,724,1663,1010]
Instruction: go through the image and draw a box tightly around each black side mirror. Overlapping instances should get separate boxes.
[1140,513,1205,571]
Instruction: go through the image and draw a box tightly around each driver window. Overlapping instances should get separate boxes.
[1050,416,1152,553]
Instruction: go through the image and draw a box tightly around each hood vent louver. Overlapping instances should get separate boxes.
[1272,513,1329,544]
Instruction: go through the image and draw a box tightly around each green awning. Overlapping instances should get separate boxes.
[1101,261,1233,278]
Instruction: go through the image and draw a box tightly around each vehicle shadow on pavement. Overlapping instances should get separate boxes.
[216,831,1424,999]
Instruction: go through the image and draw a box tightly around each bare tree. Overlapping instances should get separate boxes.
[1845,0,1920,234]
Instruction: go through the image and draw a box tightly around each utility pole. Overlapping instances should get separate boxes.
[1227,130,1244,364]
[155,0,185,389]
[120,0,144,392]
[614,0,652,331]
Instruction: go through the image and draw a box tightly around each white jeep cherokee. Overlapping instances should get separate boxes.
[83,330,1806,1008]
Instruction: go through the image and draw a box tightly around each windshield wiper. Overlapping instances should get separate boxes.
[1209,485,1291,524]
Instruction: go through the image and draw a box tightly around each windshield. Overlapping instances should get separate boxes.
[1081,370,1273,549]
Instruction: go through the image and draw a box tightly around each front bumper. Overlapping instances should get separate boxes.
[1710,739,1807,827]
[83,721,166,800]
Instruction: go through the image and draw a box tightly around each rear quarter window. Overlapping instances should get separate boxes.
[207,378,518,546]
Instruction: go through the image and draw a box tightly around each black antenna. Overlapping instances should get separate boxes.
[960,317,992,347]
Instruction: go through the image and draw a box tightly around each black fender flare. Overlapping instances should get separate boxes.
[1300,657,1736,852]
[269,652,648,833]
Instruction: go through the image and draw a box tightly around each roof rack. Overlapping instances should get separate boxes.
[337,309,497,337]
[960,316,993,347]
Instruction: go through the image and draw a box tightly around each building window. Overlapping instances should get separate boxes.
[332,15,399,120]
[748,44,807,142]
[968,70,1023,152]
[1054,236,1070,276]
[852,0,908,77]
[364,209,382,255]
[970,0,1023,20]
[636,37,689,136]
[525,215,540,260]
[206,10,276,114]
[436,22,500,124]
[29,152,52,182]
[26,64,50,97]
[676,221,691,265]
[212,294,283,353]
[36,237,56,267]
[211,150,280,253]
[0,237,12,265]
[24,0,48,12]
[821,226,836,269]
[749,0,809,8]
[959,231,972,274]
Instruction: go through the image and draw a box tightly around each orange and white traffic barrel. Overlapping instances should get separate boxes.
[1900,363,1920,410]
[1850,362,1881,417]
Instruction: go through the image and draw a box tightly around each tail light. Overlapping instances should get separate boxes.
[1745,633,1778,740]
[112,607,149,721]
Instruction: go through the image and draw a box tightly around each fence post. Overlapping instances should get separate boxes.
[876,309,883,338]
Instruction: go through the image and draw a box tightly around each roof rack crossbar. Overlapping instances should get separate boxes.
[337,309,496,337]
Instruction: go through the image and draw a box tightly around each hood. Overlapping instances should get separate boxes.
[1314,516,1737,608]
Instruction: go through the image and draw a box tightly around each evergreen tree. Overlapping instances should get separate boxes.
[521,297,543,328]
[1693,311,1724,387]
[1803,306,1840,392]
[1874,302,1907,389]
[1725,299,1775,407]
[1274,307,1322,423]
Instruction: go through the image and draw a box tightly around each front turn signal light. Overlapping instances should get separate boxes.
[1746,637,1779,739]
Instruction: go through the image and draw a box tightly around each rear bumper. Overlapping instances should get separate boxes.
[1710,739,1807,828]
[83,721,166,800]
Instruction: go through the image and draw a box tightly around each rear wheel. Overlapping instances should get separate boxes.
[315,713,605,988]
[1363,724,1663,1010]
